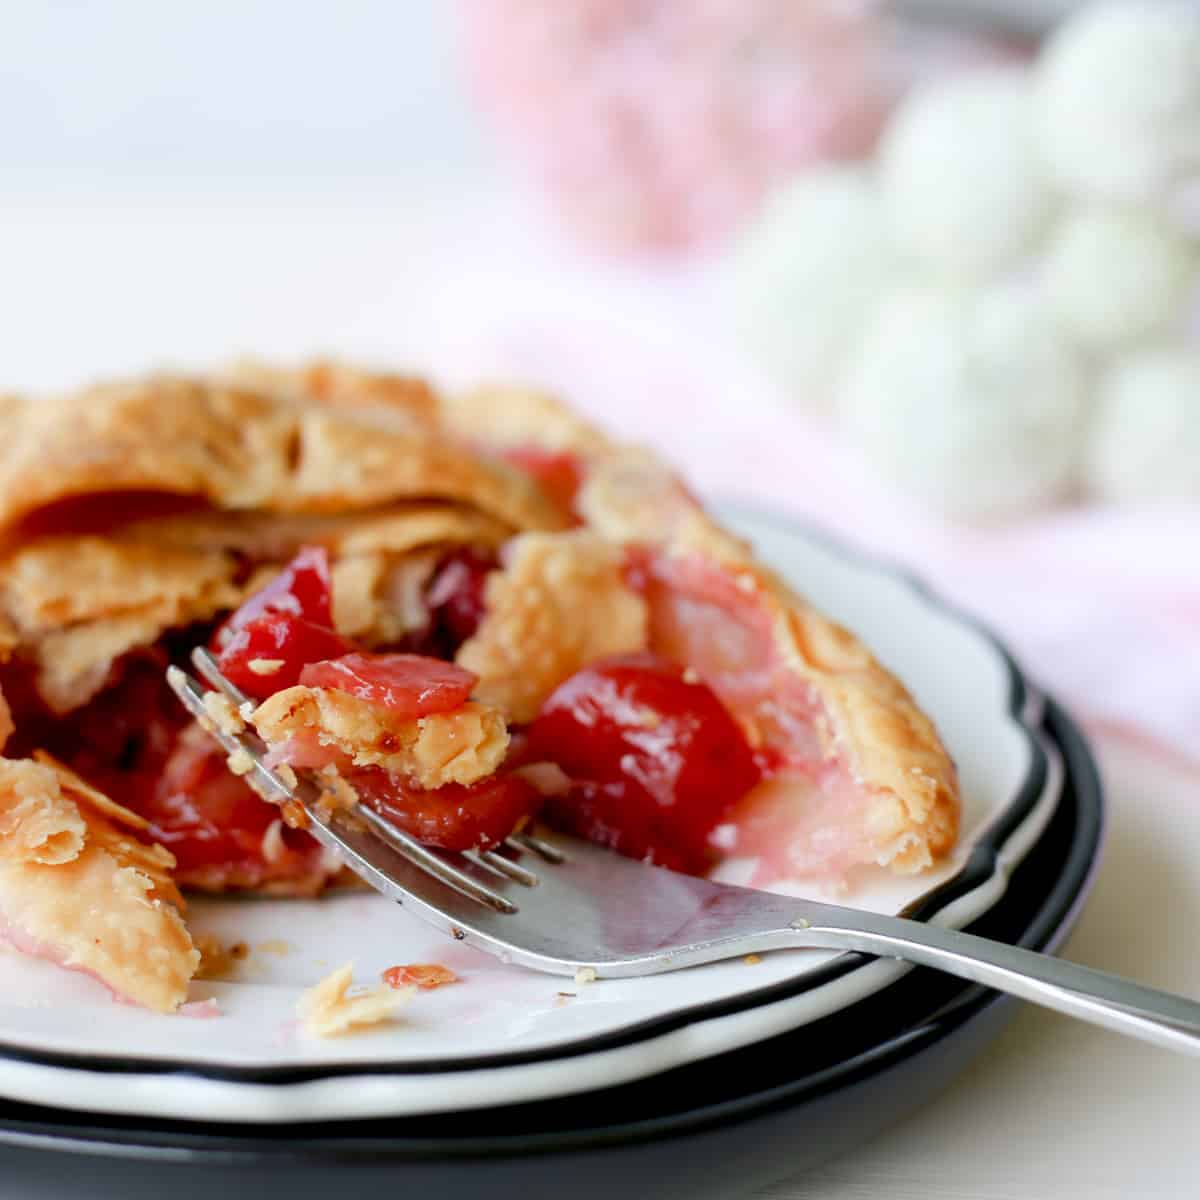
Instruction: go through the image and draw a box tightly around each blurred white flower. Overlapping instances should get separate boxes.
[1042,206,1197,349]
[729,165,890,412]
[1035,1,1200,207]
[843,284,1090,519]
[1087,344,1200,503]
[878,68,1052,279]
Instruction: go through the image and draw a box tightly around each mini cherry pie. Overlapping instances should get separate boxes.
[0,365,959,1011]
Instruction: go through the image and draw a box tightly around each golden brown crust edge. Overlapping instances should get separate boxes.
[445,384,961,874]
[0,377,564,544]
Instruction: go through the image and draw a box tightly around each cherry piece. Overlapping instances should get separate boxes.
[225,545,335,634]
[217,615,351,700]
[424,548,497,649]
[299,653,478,718]
[501,446,585,519]
[351,770,541,851]
[145,733,315,875]
[528,653,761,874]
[212,546,350,699]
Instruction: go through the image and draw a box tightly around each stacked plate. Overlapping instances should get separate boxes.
[0,509,1103,1199]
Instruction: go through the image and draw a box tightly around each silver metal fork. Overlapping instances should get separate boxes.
[168,649,1200,1058]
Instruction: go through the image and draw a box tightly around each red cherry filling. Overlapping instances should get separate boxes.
[226,545,335,631]
[501,447,585,520]
[217,616,352,699]
[421,548,497,652]
[204,546,528,858]
[527,653,761,874]
[349,770,540,851]
[145,731,316,875]
[214,546,352,699]
[299,653,477,718]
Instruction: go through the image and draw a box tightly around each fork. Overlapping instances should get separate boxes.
[169,649,1200,1058]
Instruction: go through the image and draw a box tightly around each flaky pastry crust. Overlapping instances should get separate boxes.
[457,531,649,724]
[0,377,562,543]
[0,538,244,713]
[0,752,197,1012]
[252,689,509,789]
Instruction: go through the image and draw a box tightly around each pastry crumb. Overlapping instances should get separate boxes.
[274,761,298,791]
[247,658,285,676]
[226,747,255,777]
[281,798,309,829]
[743,954,762,966]
[203,691,245,735]
[298,962,411,1037]
[260,818,287,864]
[555,991,576,1006]
[573,966,598,985]
[257,939,292,956]
[632,707,660,729]
[383,963,459,991]
[681,666,700,685]
[194,933,232,980]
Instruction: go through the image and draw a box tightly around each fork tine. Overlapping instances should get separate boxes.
[168,659,522,915]
[473,849,539,887]
[357,806,517,913]
[191,646,251,707]
[508,831,567,863]
[166,666,295,808]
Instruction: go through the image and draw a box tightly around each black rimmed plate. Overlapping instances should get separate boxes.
[0,698,1102,1199]
[0,507,1055,1124]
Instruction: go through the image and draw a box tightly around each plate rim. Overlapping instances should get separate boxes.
[0,506,1051,1095]
[0,696,1103,1162]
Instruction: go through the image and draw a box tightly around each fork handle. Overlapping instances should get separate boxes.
[787,910,1200,1057]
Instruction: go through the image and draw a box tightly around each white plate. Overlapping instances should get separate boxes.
[0,507,1058,1123]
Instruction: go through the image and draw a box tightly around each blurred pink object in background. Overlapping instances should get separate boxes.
[460,0,892,252]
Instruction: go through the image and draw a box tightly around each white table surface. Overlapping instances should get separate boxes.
[1,162,1197,1200]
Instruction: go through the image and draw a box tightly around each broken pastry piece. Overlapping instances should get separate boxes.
[0,712,198,1013]
[298,961,410,1038]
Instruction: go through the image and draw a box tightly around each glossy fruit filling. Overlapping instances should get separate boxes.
[209,546,538,858]
[528,653,762,874]
[299,653,477,718]
[8,527,861,886]
[349,770,539,851]
[628,549,875,886]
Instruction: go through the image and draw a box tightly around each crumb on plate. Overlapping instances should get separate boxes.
[298,962,412,1038]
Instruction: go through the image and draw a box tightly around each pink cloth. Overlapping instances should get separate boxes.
[460,0,890,253]
[401,230,1200,763]
[458,1,1023,254]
